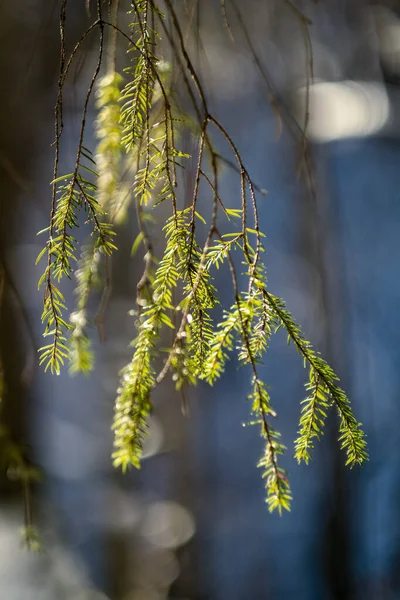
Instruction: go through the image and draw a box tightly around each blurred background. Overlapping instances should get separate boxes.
[1,1,400,598]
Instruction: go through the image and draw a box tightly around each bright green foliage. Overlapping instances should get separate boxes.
[238,293,274,365]
[250,379,292,514]
[112,210,187,469]
[68,243,101,375]
[264,292,368,467]
[95,72,126,221]
[38,0,368,515]
[112,315,155,471]
[120,3,189,208]
[295,369,331,464]
[201,306,239,384]
[206,234,243,270]
[37,153,117,375]
[37,280,70,375]
[120,1,159,152]
[181,246,218,377]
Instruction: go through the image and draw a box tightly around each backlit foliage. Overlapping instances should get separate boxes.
[36,0,368,514]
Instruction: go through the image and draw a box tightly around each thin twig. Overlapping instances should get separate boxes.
[220,0,234,41]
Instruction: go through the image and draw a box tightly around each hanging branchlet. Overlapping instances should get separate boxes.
[38,0,368,515]
[95,71,125,219]
[112,209,187,469]
[263,291,368,467]
[112,307,156,471]
[180,238,218,376]
[236,285,275,366]
[68,242,101,375]
[295,370,330,464]
[37,155,117,374]
[248,378,292,514]
[37,2,117,375]
[170,329,198,390]
[120,1,158,152]
[201,305,239,384]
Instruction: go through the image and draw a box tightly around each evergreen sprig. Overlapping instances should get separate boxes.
[249,379,292,514]
[112,209,187,469]
[112,310,155,471]
[201,305,239,384]
[37,155,117,374]
[68,242,101,375]
[95,71,125,219]
[295,370,330,464]
[264,291,368,467]
[120,1,159,152]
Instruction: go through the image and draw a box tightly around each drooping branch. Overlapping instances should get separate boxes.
[36,0,368,515]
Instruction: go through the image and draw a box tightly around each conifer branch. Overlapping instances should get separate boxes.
[37,0,368,516]
[263,290,368,466]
